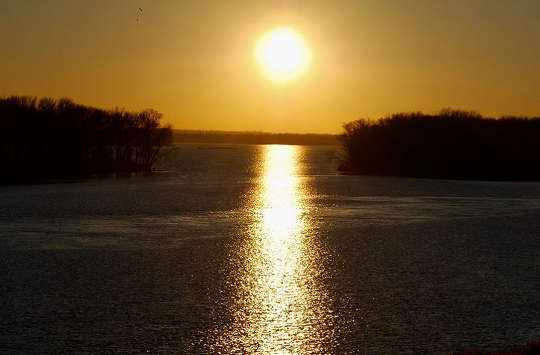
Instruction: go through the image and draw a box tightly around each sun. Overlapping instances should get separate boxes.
[255,27,311,83]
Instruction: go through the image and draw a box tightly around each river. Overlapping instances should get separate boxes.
[1,143,540,354]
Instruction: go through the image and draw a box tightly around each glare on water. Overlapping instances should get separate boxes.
[250,145,307,352]
[212,145,336,353]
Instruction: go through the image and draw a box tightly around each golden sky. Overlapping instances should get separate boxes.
[2,0,540,133]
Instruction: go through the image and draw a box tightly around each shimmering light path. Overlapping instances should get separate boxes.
[210,145,338,353]
[249,145,309,352]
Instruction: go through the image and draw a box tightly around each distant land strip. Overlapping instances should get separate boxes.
[173,129,340,146]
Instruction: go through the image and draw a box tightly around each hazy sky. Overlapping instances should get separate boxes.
[2,0,540,133]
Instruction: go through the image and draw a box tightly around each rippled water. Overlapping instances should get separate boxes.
[2,144,540,354]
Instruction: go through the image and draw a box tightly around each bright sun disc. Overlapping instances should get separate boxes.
[255,27,311,82]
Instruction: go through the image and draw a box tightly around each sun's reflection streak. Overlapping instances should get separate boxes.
[206,145,339,354]
[250,145,307,353]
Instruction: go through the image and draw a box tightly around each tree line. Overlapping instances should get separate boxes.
[339,109,540,180]
[1,96,172,182]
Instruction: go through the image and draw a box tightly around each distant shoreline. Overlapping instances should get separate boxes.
[173,129,340,146]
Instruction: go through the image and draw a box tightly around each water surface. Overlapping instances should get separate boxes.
[1,144,540,354]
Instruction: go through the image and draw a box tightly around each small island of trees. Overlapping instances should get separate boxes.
[339,109,540,181]
[1,96,172,182]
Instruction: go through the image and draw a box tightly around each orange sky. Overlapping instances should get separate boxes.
[2,0,540,133]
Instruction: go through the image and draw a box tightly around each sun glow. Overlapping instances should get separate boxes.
[255,27,311,82]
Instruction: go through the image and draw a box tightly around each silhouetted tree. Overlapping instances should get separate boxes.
[339,109,540,180]
[0,96,173,182]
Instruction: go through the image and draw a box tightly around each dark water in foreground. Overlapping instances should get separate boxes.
[1,144,540,354]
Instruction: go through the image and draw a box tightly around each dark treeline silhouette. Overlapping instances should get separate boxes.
[1,96,172,182]
[339,109,540,181]
[174,129,339,146]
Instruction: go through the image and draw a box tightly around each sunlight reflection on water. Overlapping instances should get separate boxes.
[250,145,309,352]
[211,145,338,353]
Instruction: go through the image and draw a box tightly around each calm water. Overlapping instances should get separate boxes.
[2,144,540,354]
